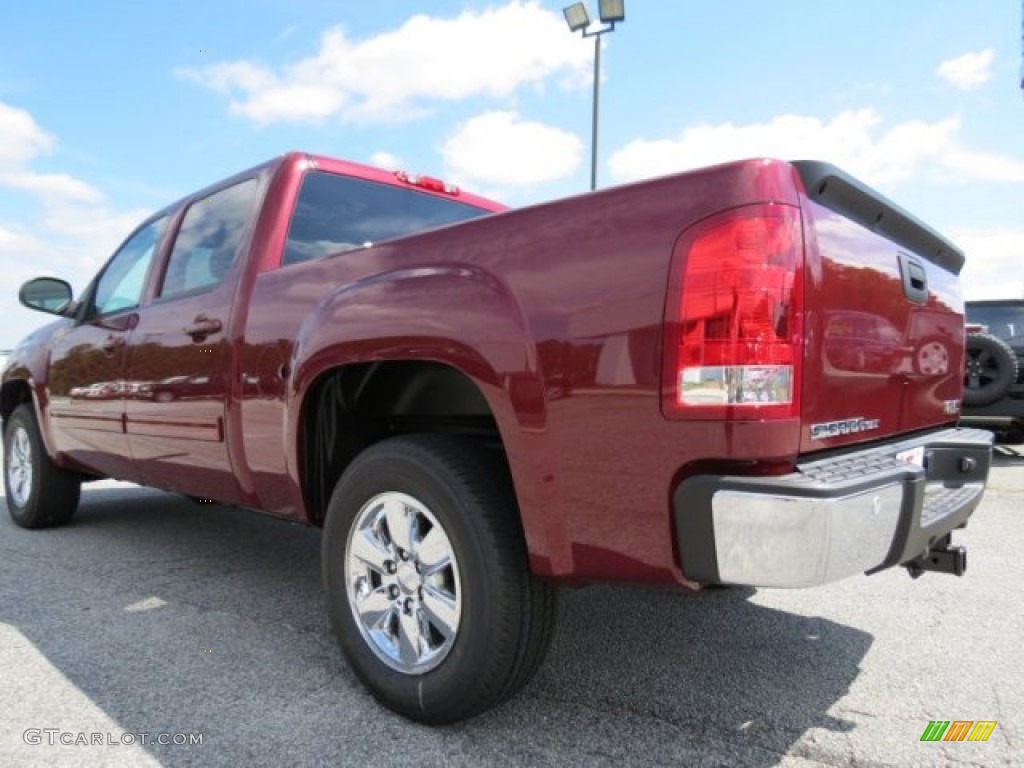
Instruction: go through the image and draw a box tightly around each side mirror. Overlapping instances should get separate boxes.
[18,277,77,316]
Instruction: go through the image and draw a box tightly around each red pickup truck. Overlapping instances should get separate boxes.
[2,152,992,723]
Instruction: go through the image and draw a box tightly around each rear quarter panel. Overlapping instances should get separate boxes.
[267,159,806,584]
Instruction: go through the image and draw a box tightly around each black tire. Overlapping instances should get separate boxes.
[999,422,1024,446]
[963,333,1017,406]
[3,403,81,528]
[322,434,556,724]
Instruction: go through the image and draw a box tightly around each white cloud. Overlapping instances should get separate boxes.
[953,228,1024,301]
[936,49,995,90]
[608,108,1024,188]
[368,151,403,170]
[176,2,591,124]
[940,148,1024,183]
[0,100,150,345]
[441,110,581,189]
[0,102,54,169]
[0,99,105,205]
[0,171,102,203]
[0,225,40,253]
[42,201,148,257]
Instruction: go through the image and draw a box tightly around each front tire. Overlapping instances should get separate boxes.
[3,403,81,528]
[322,435,556,724]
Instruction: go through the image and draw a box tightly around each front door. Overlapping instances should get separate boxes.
[47,216,170,481]
[124,178,261,503]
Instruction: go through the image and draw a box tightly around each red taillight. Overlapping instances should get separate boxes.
[395,170,460,196]
[663,203,804,420]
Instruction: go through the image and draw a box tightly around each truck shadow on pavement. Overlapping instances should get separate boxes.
[993,443,1024,465]
[1,485,871,767]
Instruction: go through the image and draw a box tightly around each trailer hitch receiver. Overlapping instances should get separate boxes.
[905,537,967,579]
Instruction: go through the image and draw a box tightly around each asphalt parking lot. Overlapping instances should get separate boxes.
[1,442,1021,767]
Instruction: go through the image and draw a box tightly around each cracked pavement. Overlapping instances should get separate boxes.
[1,442,1021,767]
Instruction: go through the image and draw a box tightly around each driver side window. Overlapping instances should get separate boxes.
[90,217,168,317]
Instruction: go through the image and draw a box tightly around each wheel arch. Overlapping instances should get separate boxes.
[0,378,55,458]
[286,265,559,575]
[1,378,34,424]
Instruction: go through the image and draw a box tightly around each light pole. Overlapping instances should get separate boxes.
[563,0,625,191]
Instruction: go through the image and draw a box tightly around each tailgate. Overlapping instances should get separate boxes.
[794,162,966,454]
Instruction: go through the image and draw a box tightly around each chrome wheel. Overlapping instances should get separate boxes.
[7,426,33,508]
[345,491,462,675]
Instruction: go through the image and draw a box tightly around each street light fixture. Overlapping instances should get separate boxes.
[563,1,625,191]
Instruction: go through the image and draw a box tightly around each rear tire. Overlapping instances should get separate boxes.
[322,434,556,724]
[3,404,81,528]
[963,333,1017,406]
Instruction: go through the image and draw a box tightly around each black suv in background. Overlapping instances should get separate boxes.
[962,299,1024,442]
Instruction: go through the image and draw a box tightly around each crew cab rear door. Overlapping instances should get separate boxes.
[123,177,261,502]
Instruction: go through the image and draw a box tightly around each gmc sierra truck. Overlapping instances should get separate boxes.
[2,152,993,723]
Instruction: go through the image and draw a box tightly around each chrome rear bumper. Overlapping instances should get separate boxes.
[674,428,993,588]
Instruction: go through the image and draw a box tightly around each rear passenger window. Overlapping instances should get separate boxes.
[160,178,260,298]
[283,171,489,267]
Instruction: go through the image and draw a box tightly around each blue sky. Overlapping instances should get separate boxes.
[1,0,1021,347]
